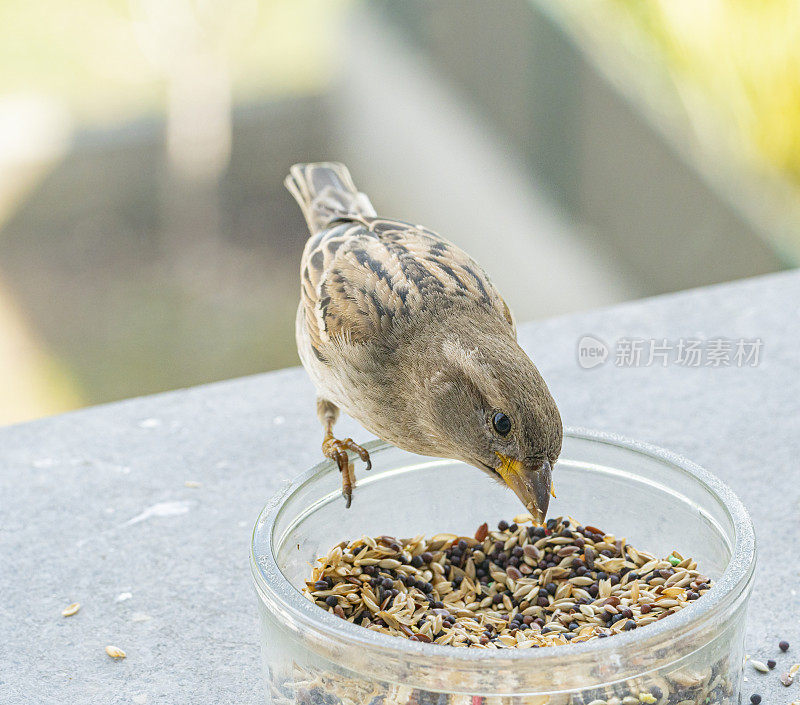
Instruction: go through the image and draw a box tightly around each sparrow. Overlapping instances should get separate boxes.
[285,162,562,522]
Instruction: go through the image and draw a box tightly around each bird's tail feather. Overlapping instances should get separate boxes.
[285,162,376,234]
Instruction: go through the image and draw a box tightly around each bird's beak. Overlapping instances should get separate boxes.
[495,454,553,524]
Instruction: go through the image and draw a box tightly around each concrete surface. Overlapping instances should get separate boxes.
[2,269,799,704]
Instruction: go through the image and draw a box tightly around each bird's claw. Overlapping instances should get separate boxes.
[341,438,371,471]
[322,437,371,508]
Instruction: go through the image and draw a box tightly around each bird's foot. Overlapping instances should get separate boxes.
[322,437,371,508]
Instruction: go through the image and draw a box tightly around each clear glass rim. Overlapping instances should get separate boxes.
[250,427,756,669]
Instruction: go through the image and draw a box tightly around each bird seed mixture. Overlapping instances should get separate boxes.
[303,514,712,648]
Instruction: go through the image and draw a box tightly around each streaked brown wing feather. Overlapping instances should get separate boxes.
[300,218,514,360]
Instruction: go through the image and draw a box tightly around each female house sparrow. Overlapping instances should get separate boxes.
[286,163,562,521]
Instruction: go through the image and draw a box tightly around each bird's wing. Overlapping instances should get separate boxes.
[300,217,515,360]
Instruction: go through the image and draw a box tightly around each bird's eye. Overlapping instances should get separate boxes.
[492,412,512,436]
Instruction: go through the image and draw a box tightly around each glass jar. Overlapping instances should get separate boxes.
[251,429,755,705]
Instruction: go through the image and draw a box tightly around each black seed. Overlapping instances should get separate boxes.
[325,596,338,607]
[421,552,433,563]
[780,640,790,651]
[767,660,776,669]
[498,520,509,531]
[750,695,761,705]
[411,555,423,568]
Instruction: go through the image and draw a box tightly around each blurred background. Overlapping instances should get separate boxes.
[1,0,798,425]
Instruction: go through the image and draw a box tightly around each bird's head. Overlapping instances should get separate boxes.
[422,333,562,523]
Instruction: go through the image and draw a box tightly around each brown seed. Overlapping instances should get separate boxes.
[61,602,81,617]
[302,516,709,650]
[105,645,126,659]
